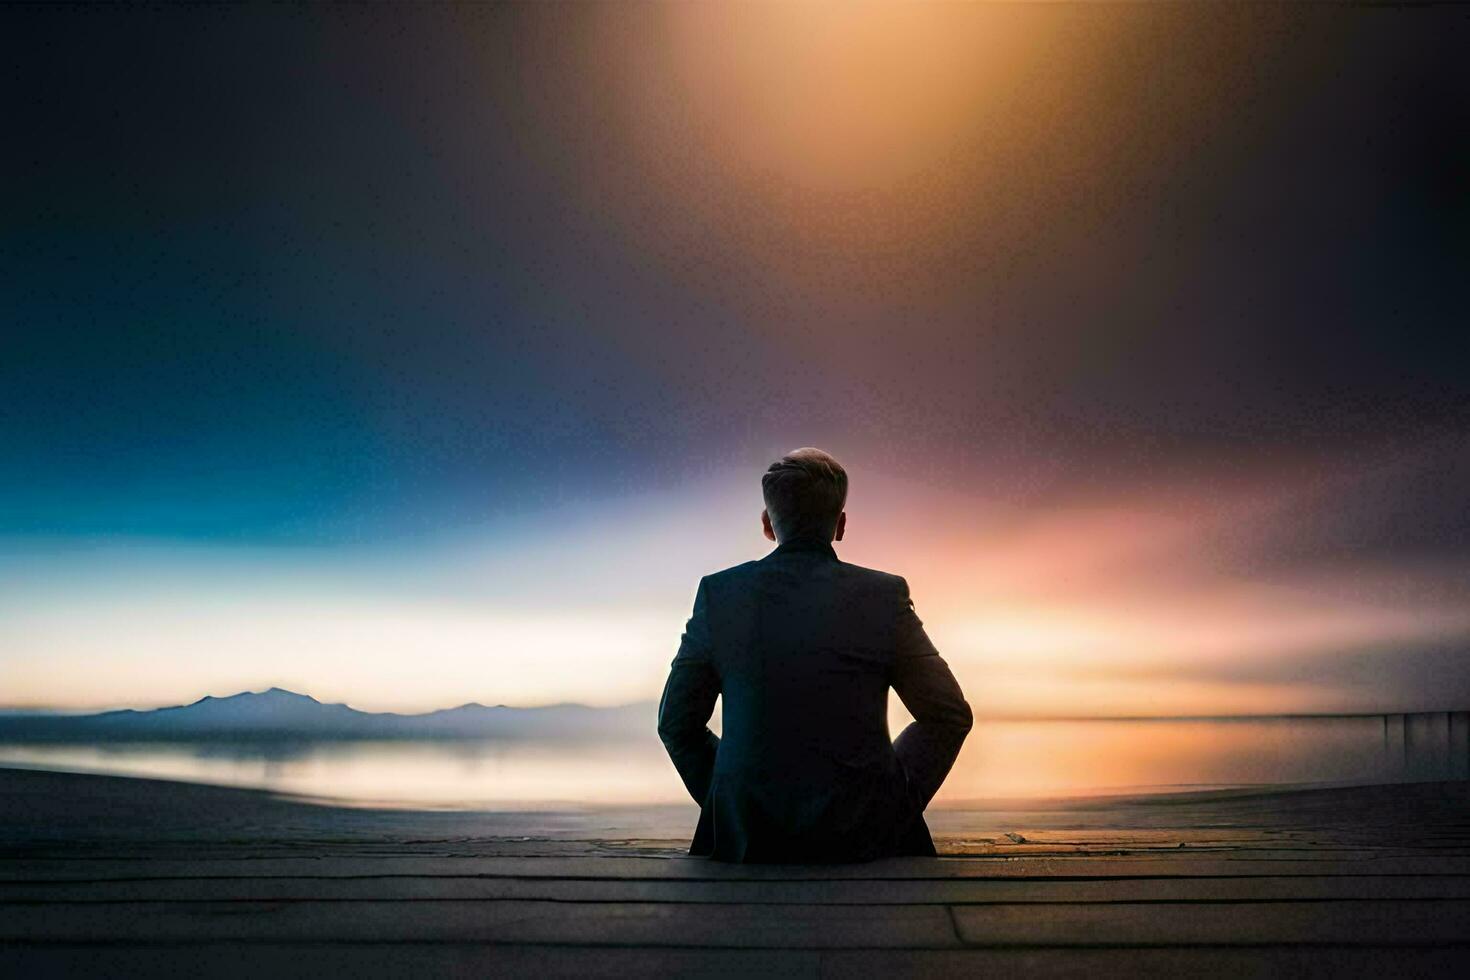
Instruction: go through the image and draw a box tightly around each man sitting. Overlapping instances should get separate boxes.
[658,448,972,862]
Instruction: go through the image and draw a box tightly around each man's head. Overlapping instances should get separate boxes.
[761,448,848,544]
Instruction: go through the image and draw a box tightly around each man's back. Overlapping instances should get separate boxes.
[658,536,972,863]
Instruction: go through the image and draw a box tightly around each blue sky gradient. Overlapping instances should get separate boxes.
[4,3,1467,712]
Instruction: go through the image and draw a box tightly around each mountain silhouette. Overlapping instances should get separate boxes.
[0,689,654,742]
[97,688,364,731]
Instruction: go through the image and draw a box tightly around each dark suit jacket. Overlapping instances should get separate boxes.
[657,537,972,862]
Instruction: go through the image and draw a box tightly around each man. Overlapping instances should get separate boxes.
[658,448,972,862]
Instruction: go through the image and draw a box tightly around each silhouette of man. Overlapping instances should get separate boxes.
[658,448,972,862]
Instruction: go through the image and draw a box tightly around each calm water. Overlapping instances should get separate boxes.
[1,713,1465,809]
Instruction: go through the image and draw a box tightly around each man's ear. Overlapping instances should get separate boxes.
[834,512,846,542]
[761,509,776,542]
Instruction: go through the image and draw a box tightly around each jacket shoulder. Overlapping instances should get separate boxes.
[701,560,763,587]
[701,558,907,595]
[834,560,908,593]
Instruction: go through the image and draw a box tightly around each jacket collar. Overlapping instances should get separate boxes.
[764,536,839,562]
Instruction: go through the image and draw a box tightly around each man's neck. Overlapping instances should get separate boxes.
[770,536,838,559]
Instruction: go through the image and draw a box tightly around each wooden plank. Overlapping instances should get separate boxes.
[952,899,1470,947]
[0,945,824,979]
[13,838,1470,861]
[6,874,1470,904]
[0,899,961,948]
[8,854,1470,882]
[818,947,1470,979]
[9,895,1470,949]
[2,944,1468,979]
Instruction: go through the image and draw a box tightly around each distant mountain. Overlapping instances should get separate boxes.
[0,688,656,742]
[92,688,366,733]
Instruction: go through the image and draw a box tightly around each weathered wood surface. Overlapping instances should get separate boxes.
[3,769,1468,977]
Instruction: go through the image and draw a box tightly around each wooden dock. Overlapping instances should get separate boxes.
[2,769,1468,977]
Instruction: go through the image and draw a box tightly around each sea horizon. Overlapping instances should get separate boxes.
[3,696,1464,811]
[2,685,1464,722]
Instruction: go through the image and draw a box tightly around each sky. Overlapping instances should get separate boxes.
[3,2,1468,715]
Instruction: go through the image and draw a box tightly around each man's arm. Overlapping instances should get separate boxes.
[657,576,721,804]
[890,577,973,811]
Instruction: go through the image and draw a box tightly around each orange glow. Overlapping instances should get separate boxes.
[3,443,1466,716]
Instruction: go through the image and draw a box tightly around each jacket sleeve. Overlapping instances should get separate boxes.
[657,576,721,803]
[889,577,973,810]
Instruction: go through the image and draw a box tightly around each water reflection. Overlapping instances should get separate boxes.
[0,712,1464,809]
[0,737,684,808]
[942,712,1470,801]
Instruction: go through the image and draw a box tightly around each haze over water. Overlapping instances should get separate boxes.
[2,714,1465,810]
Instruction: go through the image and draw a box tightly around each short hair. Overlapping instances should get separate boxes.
[761,448,848,542]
